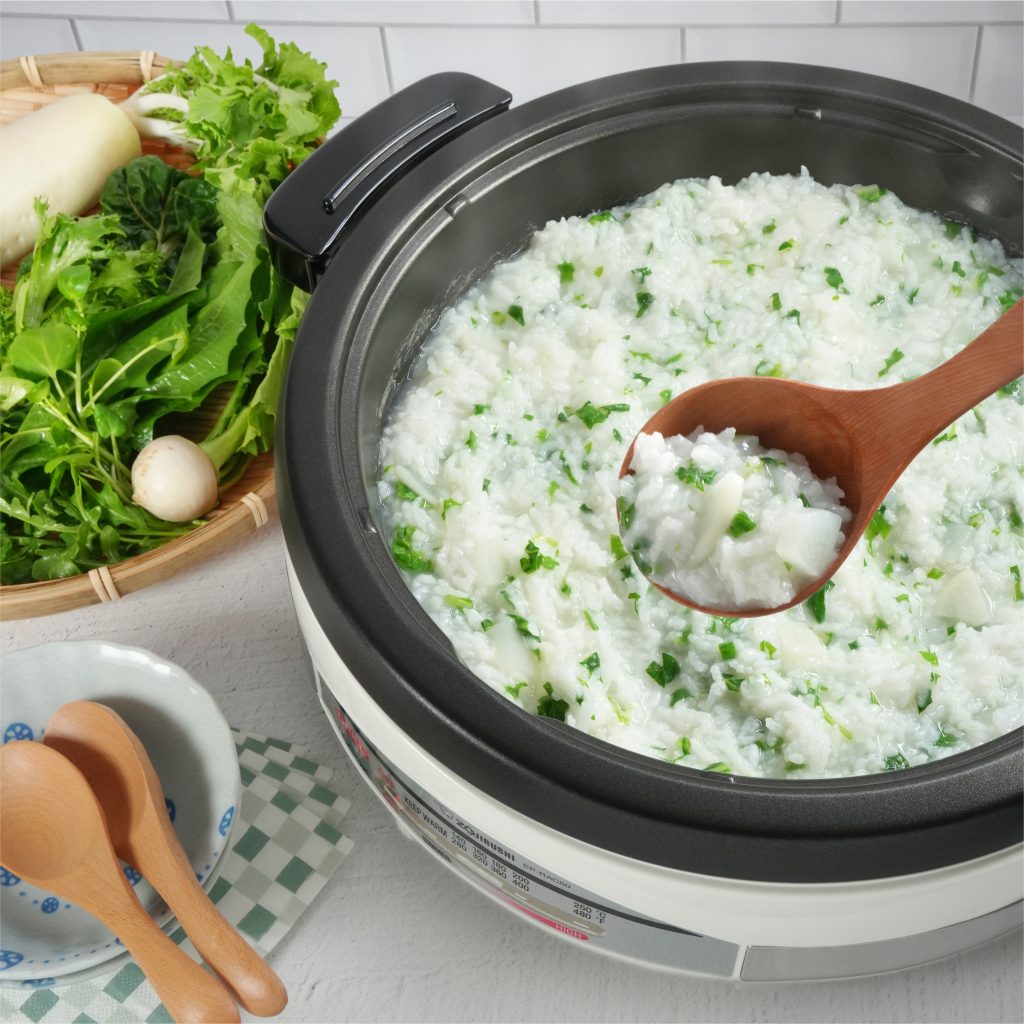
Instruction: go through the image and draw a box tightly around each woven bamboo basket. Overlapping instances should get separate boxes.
[1,51,276,620]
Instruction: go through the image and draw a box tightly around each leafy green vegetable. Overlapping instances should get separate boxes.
[806,580,835,623]
[675,464,717,491]
[878,347,904,377]
[392,526,433,574]
[520,539,558,573]
[557,261,575,283]
[444,594,473,610]
[728,511,757,537]
[754,359,783,378]
[823,266,844,290]
[718,641,737,660]
[507,303,525,326]
[1,26,338,584]
[580,652,600,675]
[635,292,654,317]
[574,400,629,428]
[646,652,680,687]
[537,682,569,721]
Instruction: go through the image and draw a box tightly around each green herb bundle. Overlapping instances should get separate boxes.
[0,26,339,584]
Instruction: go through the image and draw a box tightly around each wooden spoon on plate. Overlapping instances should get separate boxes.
[43,701,288,1018]
[0,741,240,1024]
[619,299,1023,617]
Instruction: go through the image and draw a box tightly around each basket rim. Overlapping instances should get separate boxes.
[0,50,178,91]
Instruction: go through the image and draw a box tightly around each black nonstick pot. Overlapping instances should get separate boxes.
[266,62,1023,886]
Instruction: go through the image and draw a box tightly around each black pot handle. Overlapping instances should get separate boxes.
[264,72,512,291]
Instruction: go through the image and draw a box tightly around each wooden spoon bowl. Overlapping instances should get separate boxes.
[620,300,1023,617]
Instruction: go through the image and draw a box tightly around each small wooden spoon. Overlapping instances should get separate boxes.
[43,701,288,1018]
[619,299,1023,617]
[0,741,240,1024]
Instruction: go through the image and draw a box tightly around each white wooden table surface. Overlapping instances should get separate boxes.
[4,521,1021,1024]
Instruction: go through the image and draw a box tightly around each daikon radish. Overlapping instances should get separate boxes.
[0,93,141,265]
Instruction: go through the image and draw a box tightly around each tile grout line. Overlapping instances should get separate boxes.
[533,0,541,25]
[680,25,686,63]
[3,13,1023,28]
[225,0,236,22]
[968,24,984,102]
[835,0,842,25]
[68,17,84,52]
[379,26,395,96]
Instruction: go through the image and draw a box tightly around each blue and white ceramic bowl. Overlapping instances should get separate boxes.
[0,641,240,984]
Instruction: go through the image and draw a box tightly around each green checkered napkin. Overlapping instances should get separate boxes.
[1,731,353,1024]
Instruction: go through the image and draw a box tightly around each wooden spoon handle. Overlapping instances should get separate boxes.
[849,299,1023,455]
[137,816,287,1017]
[94,878,240,1024]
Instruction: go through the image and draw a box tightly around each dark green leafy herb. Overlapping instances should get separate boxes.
[441,498,461,520]
[1011,564,1022,601]
[722,674,744,692]
[537,682,569,721]
[927,567,944,579]
[728,511,757,537]
[646,652,681,687]
[574,400,630,428]
[635,291,654,318]
[509,613,540,642]
[507,303,525,326]
[762,220,777,235]
[778,240,794,251]
[917,689,933,713]
[935,726,958,748]
[669,688,691,706]
[580,652,601,675]
[865,505,891,548]
[481,618,494,631]
[505,681,527,697]
[659,389,672,405]
[951,260,966,278]
[884,753,910,771]
[805,580,835,623]
[466,431,477,449]
[754,359,783,378]
[618,498,636,532]
[760,640,777,658]
[676,737,692,756]
[473,403,490,415]
[520,539,558,573]
[823,266,844,290]
[870,294,885,306]
[392,526,433,574]
[770,292,782,311]
[632,266,652,283]
[878,347,904,377]
[932,426,957,445]
[704,762,731,774]
[784,308,801,324]
[718,641,737,660]
[557,261,575,283]
[588,210,613,224]
[907,287,919,304]
[675,464,717,491]
[919,650,939,667]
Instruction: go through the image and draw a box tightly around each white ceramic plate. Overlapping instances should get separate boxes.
[0,641,240,983]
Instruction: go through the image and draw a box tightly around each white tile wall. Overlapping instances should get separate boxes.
[1,0,1021,119]
[538,2,837,26]
[1,1,230,19]
[231,2,536,25]
[840,1,1021,23]
[386,26,681,103]
[0,15,76,59]
[973,23,1024,119]
[685,24,979,99]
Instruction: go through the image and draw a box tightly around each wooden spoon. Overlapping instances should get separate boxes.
[619,300,1024,617]
[43,701,288,1018]
[0,741,240,1024]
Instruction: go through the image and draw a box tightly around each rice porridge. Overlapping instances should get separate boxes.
[618,428,849,610]
[377,169,1023,780]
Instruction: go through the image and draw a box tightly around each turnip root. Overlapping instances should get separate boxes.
[131,435,218,522]
[0,93,141,265]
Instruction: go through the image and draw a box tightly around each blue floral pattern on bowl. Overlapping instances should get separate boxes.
[2,723,33,743]
[0,869,20,887]
[219,806,235,836]
[0,951,24,971]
